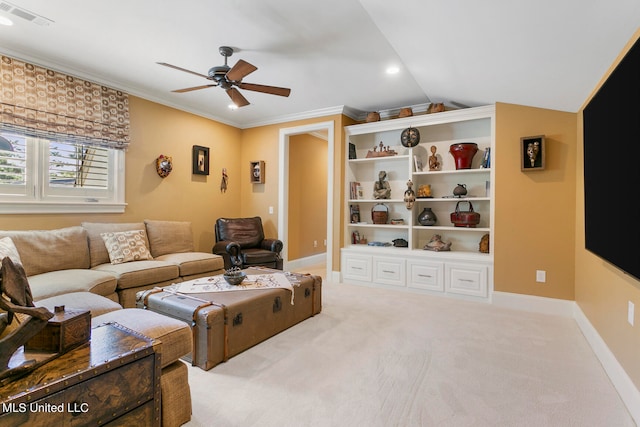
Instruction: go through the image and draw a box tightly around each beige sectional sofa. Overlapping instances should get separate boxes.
[0,219,224,427]
[0,219,224,308]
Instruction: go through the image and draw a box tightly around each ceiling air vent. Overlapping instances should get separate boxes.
[0,1,54,26]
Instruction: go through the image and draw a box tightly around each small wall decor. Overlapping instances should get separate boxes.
[192,145,210,175]
[521,135,545,171]
[155,154,173,178]
[250,160,265,184]
[220,168,228,192]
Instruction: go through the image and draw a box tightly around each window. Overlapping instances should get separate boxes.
[0,131,125,213]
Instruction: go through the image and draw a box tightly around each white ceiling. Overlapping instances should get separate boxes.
[0,0,638,128]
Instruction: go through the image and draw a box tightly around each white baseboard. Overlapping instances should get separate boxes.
[573,304,640,424]
[493,291,639,424]
[492,291,575,318]
[285,253,326,272]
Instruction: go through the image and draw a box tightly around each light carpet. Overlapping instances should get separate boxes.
[184,279,634,427]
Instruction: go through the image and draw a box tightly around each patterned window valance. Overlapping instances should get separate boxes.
[0,55,130,149]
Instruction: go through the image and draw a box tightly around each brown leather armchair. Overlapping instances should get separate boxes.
[212,217,283,270]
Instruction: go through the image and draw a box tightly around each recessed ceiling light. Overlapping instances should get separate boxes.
[386,66,400,75]
[0,16,14,26]
[228,103,238,110]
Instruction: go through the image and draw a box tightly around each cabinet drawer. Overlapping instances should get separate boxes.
[446,263,488,297]
[407,261,444,292]
[342,254,372,281]
[373,257,405,287]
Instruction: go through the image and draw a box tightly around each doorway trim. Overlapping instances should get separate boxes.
[278,121,334,275]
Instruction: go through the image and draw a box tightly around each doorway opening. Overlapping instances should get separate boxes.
[278,121,334,277]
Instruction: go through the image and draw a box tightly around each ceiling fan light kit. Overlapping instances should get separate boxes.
[158,46,291,108]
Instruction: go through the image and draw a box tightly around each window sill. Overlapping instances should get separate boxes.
[0,201,127,214]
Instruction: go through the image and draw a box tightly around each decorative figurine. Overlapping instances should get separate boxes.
[220,168,228,193]
[0,257,54,379]
[428,145,441,171]
[423,234,452,252]
[403,180,416,209]
[526,141,540,167]
[366,141,398,158]
[417,184,432,198]
[373,170,391,199]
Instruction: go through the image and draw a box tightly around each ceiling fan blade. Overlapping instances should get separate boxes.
[226,88,250,107]
[226,59,257,81]
[157,62,210,80]
[237,82,291,97]
[172,84,217,93]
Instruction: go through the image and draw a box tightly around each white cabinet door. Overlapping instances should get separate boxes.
[407,260,444,292]
[342,253,372,282]
[373,256,405,287]
[446,262,488,298]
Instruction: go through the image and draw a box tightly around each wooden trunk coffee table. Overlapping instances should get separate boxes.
[138,268,322,370]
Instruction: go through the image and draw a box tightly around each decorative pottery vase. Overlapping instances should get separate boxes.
[453,183,468,197]
[417,207,437,226]
[449,143,478,169]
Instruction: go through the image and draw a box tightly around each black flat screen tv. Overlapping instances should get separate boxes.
[583,36,640,281]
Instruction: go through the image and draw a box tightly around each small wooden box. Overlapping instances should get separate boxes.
[25,307,91,353]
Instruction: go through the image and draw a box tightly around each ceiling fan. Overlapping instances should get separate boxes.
[157,46,291,107]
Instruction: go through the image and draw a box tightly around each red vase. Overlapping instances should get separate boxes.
[449,143,478,169]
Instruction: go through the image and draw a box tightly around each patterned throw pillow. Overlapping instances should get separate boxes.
[100,230,153,265]
[0,236,22,266]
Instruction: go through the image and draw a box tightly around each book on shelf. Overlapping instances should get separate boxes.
[481,148,491,168]
[350,181,361,199]
[350,204,360,223]
[414,155,424,172]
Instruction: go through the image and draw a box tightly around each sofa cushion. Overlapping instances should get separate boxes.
[101,229,153,265]
[92,260,179,290]
[93,308,192,368]
[28,269,118,300]
[36,292,122,318]
[0,236,22,265]
[82,222,150,268]
[154,252,224,277]
[144,219,195,258]
[0,226,90,277]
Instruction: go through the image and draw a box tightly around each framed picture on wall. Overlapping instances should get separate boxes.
[520,135,545,171]
[192,145,210,175]
[250,160,265,184]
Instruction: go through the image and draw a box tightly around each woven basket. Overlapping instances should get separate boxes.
[371,203,389,224]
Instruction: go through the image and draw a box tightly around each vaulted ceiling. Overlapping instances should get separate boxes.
[1,0,638,128]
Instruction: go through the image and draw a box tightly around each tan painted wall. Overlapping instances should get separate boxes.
[0,96,243,253]
[575,29,640,391]
[288,133,328,260]
[239,115,346,268]
[494,103,577,300]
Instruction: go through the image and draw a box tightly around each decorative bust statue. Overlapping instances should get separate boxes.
[373,170,391,199]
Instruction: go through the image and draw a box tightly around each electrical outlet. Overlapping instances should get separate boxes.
[323,239,327,246]
[268,206,274,214]
[628,301,635,326]
[536,270,546,283]
[313,240,318,248]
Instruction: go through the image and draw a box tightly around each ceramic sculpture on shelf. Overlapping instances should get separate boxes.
[428,145,441,171]
[423,234,451,251]
[373,170,391,199]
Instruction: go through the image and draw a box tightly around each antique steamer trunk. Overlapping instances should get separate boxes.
[138,270,322,370]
